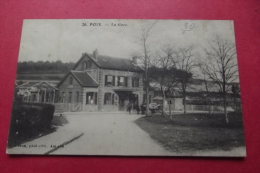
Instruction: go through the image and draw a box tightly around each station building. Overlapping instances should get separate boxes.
[57,50,144,111]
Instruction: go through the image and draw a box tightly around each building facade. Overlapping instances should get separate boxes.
[57,50,144,112]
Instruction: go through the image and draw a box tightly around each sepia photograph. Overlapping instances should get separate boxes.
[6,19,246,156]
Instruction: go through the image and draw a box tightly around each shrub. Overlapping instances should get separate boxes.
[11,102,55,131]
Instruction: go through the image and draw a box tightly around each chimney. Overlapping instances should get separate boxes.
[93,49,98,60]
[132,56,138,64]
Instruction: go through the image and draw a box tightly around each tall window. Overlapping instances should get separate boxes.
[88,60,92,68]
[76,92,79,102]
[104,93,112,104]
[85,61,88,69]
[117,76,128,87]
[86,92,97,104]
[62,92,65,103]
[104,93,116,105]
[81,62,85,70]
[105,75,115,86]
[69,77,73,85]
[132,77,140,87]
[85,60,92,69]
[69,92,72,103]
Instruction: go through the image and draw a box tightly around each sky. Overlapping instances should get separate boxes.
[18,19,236,63]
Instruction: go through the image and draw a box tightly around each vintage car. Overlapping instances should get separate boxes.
[140,102,162,114]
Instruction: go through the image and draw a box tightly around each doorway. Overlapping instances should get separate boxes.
[116,91,135,111]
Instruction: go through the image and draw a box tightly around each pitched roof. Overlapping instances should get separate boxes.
[70,71,98,87]
[17,81,59,90]
[73,53,144,72]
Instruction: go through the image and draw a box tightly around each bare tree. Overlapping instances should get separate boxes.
[175,46,196,114]
[149,44,177,118]
[198,61,215,114]
[134,21,157,116]
[203,36,238,123]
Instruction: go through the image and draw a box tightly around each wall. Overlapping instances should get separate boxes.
[98,69,143,111]
[73,55,99,82]
[58,73,83,103]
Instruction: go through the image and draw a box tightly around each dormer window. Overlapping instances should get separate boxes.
[88,60,92,68]
[85,61,88,69]
[81,62,84,70]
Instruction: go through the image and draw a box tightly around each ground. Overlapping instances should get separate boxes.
[135,112,246,155]
[7,111,246,156]
[51,112,171,155]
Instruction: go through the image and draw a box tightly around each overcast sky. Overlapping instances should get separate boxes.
[18,19,236,63]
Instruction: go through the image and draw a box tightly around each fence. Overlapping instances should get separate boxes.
[165,104,235,112]
[186,105,223,112]
[53,103,82,112]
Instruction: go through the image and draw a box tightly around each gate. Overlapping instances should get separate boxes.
[54,103,82,112]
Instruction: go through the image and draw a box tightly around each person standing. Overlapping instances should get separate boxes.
[127,102,133,114]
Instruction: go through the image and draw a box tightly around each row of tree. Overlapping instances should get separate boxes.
[134,22,238,123]
[17,60,75,74]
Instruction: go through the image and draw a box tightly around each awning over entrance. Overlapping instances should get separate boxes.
[113,88,140,92]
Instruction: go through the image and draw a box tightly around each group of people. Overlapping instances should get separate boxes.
[127,102,140,114]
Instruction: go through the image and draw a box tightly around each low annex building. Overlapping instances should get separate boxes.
[57,50,144,111]
[16,81,58,103]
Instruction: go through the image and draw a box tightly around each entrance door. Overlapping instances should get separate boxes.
[117,91,135,111]
[119,95,125,111]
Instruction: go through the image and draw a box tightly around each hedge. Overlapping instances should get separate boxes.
[10,102,55,131]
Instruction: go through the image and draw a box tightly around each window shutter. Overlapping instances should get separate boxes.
[104,93,106,104]
[132,77,134,87]
[105,75,108,86]
[113,76,115,86]
[137,78,139,87]
[125,77,128,87]
[117,77,120,86]
[86,93,88,104]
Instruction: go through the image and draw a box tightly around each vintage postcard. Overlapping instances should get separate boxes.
[6,19,246,156]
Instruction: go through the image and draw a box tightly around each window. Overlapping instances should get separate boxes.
[104,93,112,104]
[86,92,97,104]
[69,77,73,85]
[62,92,65,103]
[69,92,72,103]
[76,92,79,102]
[117,76,128,87]
[81,62,85,70]
[84,60,92,69]
[85,61,88,69]
[132,77,140,87]
[105,75,115,86]
[88,60,92,68]
[104,93,116,105]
